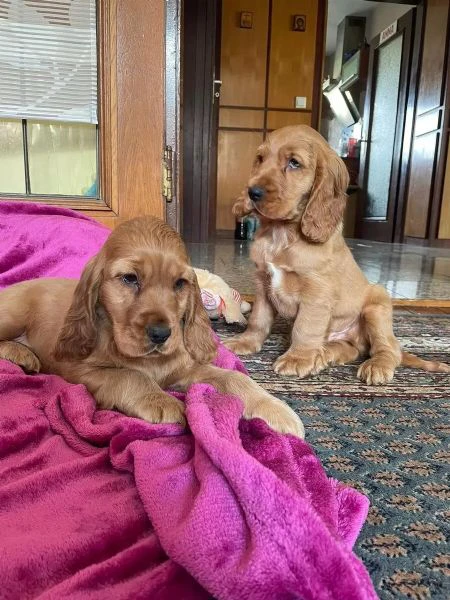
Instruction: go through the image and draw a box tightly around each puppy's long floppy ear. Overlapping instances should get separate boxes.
[184,273,217,364]
[53,253,104,361]
[232,188,253,218]
[300,149,349,243]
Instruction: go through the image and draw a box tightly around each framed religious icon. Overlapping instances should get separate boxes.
[292,15,306,32]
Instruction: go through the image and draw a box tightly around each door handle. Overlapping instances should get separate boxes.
[213,79,222,100]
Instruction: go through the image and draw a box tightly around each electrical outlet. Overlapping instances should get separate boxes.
[295,96,307,109]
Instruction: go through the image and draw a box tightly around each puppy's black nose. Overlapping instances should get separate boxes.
[147,324,171,345]
[248,186,265,202]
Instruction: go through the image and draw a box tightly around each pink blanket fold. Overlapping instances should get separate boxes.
[0,201,378,599]
[0,201,109,289]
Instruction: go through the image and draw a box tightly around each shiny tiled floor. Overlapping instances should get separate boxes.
[187,238,450,300]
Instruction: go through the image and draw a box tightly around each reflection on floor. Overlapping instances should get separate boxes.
[187,238,450,300]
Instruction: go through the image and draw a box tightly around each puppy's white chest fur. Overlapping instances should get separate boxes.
[251,233,300,319]
[267,262,283,289]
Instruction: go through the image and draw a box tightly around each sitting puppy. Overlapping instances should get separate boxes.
[225,125,449,384]
[0,216,304,437]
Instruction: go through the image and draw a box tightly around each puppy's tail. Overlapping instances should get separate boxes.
[401,351,450,373]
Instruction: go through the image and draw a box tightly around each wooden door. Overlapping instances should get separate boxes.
[0,0,168,230]
[436,51,450,242]
[181,0,221,242]
[404,0,450,246]
[356,10,414,242]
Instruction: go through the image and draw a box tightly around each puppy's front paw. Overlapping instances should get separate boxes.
[245,398,305,438]
[274,349,317,378]
[141,393,186,426]
[223,335,262,355]
[357,359,395,385]
[0,341,41,373]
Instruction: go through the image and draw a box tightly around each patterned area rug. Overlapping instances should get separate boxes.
[214,312,450,600]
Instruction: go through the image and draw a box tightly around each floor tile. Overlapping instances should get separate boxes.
[186,238,450,300]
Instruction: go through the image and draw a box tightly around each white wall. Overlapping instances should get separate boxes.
[364,3,414,42]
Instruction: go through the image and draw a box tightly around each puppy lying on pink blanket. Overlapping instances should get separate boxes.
[0,216,304,438]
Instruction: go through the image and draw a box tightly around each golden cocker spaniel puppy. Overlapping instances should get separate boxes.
[0,216,304,437]
[225,125,449,383]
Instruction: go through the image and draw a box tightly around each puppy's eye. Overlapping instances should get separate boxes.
[287,158,301,170]
[121,273,139,287]
[255,154,263,164]
[174,278,186,291]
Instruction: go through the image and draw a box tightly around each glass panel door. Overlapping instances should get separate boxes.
[365,33,403,219]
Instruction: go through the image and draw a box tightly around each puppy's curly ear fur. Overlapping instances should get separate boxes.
[300,149,349,243]
[53,254,104,361]
[232,189,253,218]
[184,273,217,364]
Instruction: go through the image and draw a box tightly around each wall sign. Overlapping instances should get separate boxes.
[379,21,397,45]
[292,15,306,32]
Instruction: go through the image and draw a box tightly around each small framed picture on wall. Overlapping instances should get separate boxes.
[240,11,253,29]
[292,15,306,32]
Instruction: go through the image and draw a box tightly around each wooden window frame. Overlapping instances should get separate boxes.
[0,0,166,230]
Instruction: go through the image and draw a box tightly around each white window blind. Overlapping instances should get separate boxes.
[0,0,97,124]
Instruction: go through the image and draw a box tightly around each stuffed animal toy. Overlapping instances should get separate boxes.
[193,268,251,324]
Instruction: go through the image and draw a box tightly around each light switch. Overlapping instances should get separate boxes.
[295,96,307,109]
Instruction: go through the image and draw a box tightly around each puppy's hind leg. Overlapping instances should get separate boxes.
[313,340,360,374]
[0,341,41,373]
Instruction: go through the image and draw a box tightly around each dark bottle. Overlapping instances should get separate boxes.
[234,217,247,240]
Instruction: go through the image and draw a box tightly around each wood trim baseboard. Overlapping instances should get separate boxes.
[311,0,326,129]
[391,299,450,308]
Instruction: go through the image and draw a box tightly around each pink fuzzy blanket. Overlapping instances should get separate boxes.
[0,202,377,599]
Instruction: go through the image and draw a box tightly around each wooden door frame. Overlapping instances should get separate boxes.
[0,0,166,229]
[165,0,182,231]
[356,9,416,242]
[89,0,166,228]
[394,1,424,242]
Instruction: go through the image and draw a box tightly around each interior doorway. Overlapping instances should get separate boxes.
[177,0,424,243]
[356,8,419,242]
[320,0,422,243]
